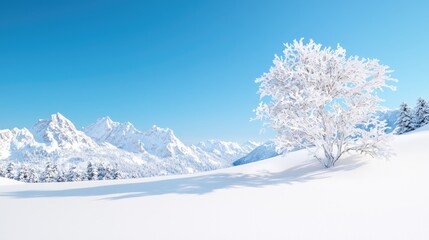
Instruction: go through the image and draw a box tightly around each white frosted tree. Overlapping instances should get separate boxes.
[97,163,106,180]
[415,98,429,128]
[18,164,30,183]
[28,168,40,183]
[87,162,98,181]
[112,164,122,180]
[57,169,67,182]
[43,162,58,183]
[396,103,415,134]
[67,165,83,182]
[255,39,396,168]
[104,165,113,180]
[5,162,17,180]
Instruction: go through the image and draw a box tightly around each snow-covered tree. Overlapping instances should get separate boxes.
[43,162,58,183]
[87,162,98,181]
[104,165,113,180]
[67,166,83,182]
[0,165,5,177]
[18,164,30,183]
[5,162,17,179]
[255,39,396,168]
[97,163,106,180]
[415,98,429,128]
[28,168,40,183]
[57,169,67,182]
[396,103,415,134]
[112,164,122,180]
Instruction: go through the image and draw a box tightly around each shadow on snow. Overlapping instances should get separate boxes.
[1,158,365,201]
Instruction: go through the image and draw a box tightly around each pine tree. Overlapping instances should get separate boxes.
[415,98,429,128]
[104,166,113,180]
[57,169,67,182]
[28,168,40,183]
[18,164,30,183]
[43,162,58,183]
[97,163,106,180]
[5,162,16,180]
[87,162,98,181]
[67,166,83,182]
[112,164,122,180]
[396,103,415,134]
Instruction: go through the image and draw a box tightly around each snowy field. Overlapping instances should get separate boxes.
[1,126,429,240]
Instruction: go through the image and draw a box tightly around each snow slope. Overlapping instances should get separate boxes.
[1,125,428,239]
[413,122,429,133]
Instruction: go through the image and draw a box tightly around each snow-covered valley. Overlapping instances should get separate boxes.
[1,123,428,240]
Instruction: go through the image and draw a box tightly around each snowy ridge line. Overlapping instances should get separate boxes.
[0,113,259,182]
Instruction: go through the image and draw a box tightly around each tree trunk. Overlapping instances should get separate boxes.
[323,148,335,168]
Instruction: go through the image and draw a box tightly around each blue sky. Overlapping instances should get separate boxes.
[0,0,428,143]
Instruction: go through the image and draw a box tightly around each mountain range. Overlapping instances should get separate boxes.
[0,113,259,177]
[0,109,400,177]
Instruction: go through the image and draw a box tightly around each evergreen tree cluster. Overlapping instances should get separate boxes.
[397,97,429,134]
[0,161,123,183]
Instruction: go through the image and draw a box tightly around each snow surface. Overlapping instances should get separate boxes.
[412,122,429,133]
[0,177,22,186]
[1,125,428,239]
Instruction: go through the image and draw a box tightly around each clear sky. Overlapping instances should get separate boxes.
[0,0,428,143]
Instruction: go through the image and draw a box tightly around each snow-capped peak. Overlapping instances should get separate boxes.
[193,139,259,163]
[96,116,116,129]
[0,127,39,160]
[32,113,96,150]
[240,141,260,152]
[145,125,176,141]
[83,116,119,142]
[83,117,146,153]
[196,140,242,154]
[34,113,75,132]
[142,125,193,158]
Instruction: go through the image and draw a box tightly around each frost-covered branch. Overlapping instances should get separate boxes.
[255,39,397,168]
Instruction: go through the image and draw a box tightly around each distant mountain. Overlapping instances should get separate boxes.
[193,140,260,164]
[33,113,97,150]
[0,113,259,178]
[378,109,399,133]
[141,125,197,158]
[233,141,282,166]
